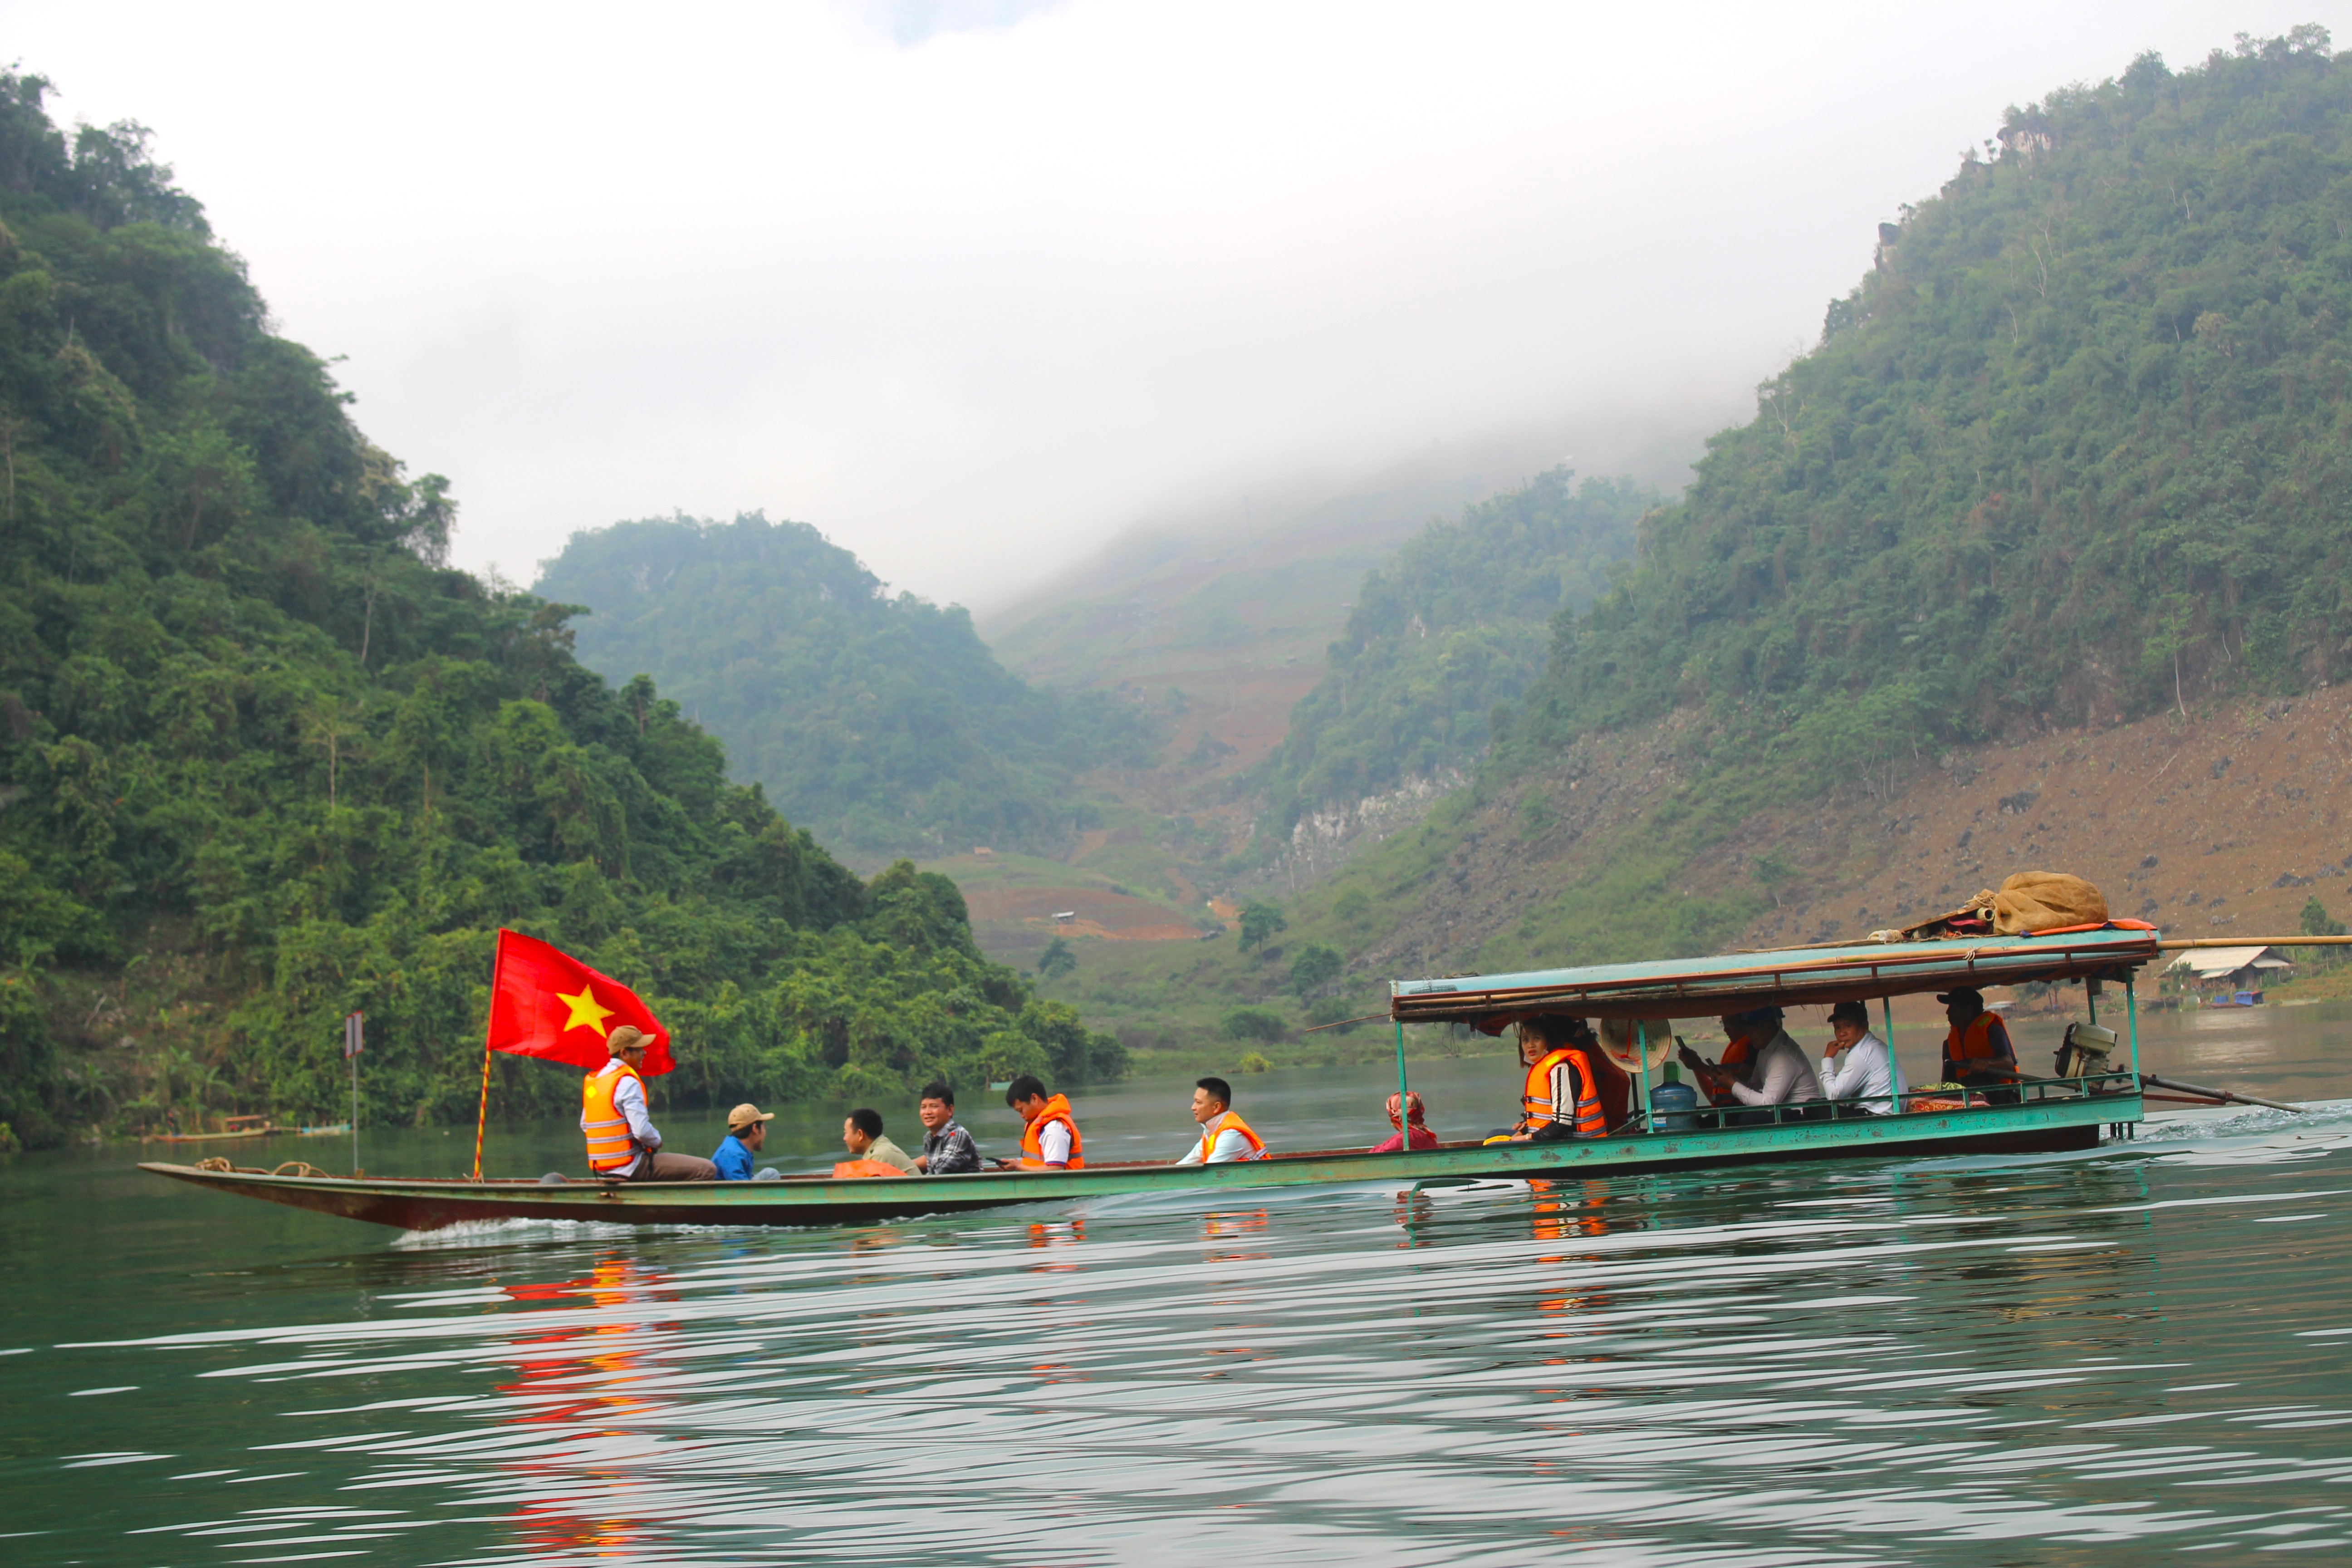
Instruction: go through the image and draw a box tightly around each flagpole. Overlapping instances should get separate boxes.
[474,931,507,1181]
[471,1040,492,1181]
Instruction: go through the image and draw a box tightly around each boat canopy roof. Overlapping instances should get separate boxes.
[1389,924,2161,1027]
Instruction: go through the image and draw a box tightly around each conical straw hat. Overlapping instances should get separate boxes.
[1598,1016,1673,1072]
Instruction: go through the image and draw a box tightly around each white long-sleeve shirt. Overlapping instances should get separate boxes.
[1033,1119,1072,1166]
[582,1060,661,1176]
[1176,1126,1255,1165]
[1726,1031,1824,1107]
[1821,1031,1905,1115]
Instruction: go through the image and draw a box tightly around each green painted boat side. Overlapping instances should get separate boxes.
[141,1091,2138,1231]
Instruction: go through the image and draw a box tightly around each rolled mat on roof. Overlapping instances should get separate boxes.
[1899,871,2109,941]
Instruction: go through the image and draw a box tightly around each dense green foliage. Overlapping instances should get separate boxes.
[0,75,1119,1148]
[1522,29,2352,779]
[1257,470,1649,835]
[535,514,1156,860]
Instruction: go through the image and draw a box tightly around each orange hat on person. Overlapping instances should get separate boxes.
[1385,1091,1426,1127]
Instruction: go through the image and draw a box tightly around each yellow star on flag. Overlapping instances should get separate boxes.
[556,984,616,1038]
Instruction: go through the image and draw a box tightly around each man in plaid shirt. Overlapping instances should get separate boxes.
[913,1082,982,1174]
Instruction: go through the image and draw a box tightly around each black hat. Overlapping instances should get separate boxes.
[1934,987,1984,1007]
[1828,1000,1870,1026]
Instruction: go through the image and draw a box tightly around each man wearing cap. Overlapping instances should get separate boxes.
[710,1103,775,1181]
[1938,987,2018,1099]
[581,1026,718,1181]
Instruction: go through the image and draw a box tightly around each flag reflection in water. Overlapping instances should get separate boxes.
[492,1257,681,1558]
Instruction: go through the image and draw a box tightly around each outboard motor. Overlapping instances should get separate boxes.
[2055,1022,2116,1079]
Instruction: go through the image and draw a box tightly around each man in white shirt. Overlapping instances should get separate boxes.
[1819,1000,1905,1115]
[1710,1006,1824,1119]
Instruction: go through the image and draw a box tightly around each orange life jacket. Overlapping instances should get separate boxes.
[1197,1109,1267,1161]
[1695,1034,1754,1107]
[582,1060,643,1173]
[1519,1048,1608,1137]
[832,1158,910,1179]
[1017,1093,1086,1168]
[1944,1012,2011,1064]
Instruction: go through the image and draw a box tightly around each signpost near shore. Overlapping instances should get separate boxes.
[342,1011,363,1174]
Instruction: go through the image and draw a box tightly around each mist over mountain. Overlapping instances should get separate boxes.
[1254,469,1655,854]
[535,514,1158,862]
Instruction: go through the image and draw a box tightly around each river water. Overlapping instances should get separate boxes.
[4,1004,2350,1565]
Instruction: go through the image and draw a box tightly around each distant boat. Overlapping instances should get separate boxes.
[2206,990,2263,1008]
[292,1122,352,1137]
[144,1115,276,1145]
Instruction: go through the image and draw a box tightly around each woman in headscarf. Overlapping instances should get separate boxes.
[1369,1090,1438,1152]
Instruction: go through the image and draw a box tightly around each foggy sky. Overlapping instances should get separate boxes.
[5,1,2343,609]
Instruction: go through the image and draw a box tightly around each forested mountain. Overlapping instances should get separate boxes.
[1254,470,1651,843]
[0,74,1118,1149]
[1520,27,2352,783]
[536,515,1157,860]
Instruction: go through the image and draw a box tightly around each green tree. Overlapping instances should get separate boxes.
[1219,1007,1288,1043]
[1035,936,1077,979]
[1288,942,1343,998]
[1238,902,1287,952]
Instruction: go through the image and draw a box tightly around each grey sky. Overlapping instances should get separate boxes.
[6,2,2341,609]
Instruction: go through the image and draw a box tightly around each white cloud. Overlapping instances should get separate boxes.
[4,0,2341,606]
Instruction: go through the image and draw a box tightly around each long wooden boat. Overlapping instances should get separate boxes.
[145,924,2158,1232]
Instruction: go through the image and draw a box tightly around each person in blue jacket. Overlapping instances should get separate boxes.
[711,1103,774,1180]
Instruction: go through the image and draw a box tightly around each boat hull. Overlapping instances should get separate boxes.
[143,1092,2136,1231]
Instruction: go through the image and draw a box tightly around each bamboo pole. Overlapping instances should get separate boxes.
[2157,935,2352,949]
[471,1041,492,1182]
[2140,1072,2306,1115]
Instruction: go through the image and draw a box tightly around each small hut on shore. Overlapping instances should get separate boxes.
[2165,944,2294,1001]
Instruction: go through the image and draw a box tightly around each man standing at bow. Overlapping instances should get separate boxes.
[581,1026,716,1181]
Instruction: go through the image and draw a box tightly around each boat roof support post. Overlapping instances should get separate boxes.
[2126,969,2142,1084]
[1394,1018,1411,1155]
[1882,997,1904,1112]
[1635,1020,1655,1132]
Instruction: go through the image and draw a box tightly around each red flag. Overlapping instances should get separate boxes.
[485,929,674,1075]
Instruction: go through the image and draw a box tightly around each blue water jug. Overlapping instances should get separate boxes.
[1651,1072,1700,1133]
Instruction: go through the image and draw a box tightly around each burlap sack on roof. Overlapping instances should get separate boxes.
[1988,871,2108,935]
